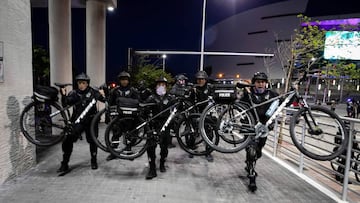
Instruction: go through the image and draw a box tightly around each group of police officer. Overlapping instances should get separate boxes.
[57,70,277,191]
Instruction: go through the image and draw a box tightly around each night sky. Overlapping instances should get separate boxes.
[31,0,290,82]
[32,0,359,82]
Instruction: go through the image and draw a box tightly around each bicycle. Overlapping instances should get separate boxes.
[330,121,360,182]
[104,95,219,160]
[20,83,104,147]
[89,87,158,153]
[198,78,349,161]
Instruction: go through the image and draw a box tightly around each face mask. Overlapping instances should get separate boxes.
[255,87,265,94]
[156,86,166,96]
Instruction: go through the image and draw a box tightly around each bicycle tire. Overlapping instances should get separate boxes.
[355,153,360,182]
[176,113,218,156]
[90,108,109,152]
[199,103,253,153]
[20,101,67,146]
[289,106,349,161]
[104,117,148,160]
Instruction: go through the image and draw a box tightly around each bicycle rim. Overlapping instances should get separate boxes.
[20,101,66,146]
[199,103,252,153]
[290,106,348,161]
[105,117,147,160]
[90,108,109,152]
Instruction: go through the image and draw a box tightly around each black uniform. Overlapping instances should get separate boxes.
[189,84,213,112]
[106,85,139,161]
[241,87,279,158]
[145,92,175,177]
[60,86,104,170]
[108,86,139,106]
[188,84,214,160]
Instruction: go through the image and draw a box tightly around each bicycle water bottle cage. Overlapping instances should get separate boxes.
[254,122,269,139]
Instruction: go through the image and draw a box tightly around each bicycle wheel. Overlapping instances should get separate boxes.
[355,153,360,182]
[104,116,148,160]
[20,101,67,146]
[176,113,218,156]
[90,108,109,152]
[290,106,348,161]
[199,103,254,153]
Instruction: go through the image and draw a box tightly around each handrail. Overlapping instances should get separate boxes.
[265,107,360,203]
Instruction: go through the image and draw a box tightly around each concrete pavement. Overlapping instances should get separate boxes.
[0,137,336,203]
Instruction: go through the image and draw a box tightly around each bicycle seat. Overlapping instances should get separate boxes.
[236,82,255,88]
[54,82,72,88]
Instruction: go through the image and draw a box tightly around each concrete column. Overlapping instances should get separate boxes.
[48,0,72,84]
[0,0,35,184]
[86,0,106,86]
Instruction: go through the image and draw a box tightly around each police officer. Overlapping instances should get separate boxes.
[189,70,214,162]
[145,76,174,180]
[106,71,139,161]
[168,74,191,148]
[240,72,279,191]
[58,73,105,173]
[169,74,189,96]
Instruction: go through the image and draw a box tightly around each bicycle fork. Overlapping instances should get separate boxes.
[302,109,323,135]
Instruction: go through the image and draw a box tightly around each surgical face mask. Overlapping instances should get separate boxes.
[156,85,166,96]
[254,87,265,94]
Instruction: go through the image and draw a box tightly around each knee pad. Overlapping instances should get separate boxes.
[246,145,257,162]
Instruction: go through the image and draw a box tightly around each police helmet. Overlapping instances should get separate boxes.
[156,76,168,83]
[175,74,188,81]
[195,71,208,79]
[251,72,268,84]
[117,71,131,79]
[75,72,90,83]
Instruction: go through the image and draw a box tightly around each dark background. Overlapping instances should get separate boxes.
[31,0,359,82]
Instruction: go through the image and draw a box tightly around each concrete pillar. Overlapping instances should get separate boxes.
[48,0,72,84]
[86,0,106,86]
[0,0,35,184]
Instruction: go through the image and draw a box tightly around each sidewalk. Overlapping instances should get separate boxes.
[0,138,336,203]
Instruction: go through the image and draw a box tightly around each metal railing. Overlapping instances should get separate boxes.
[264,108,360,203]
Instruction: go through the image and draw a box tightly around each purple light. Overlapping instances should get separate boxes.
[301,18,360,30]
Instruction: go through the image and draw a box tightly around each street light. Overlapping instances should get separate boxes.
[107,6,114,12]
[162,54,167,71]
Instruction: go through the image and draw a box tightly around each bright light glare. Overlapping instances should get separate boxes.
[107,6,114,12]
[162,54,167,59]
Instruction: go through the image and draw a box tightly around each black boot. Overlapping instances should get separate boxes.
[248,175,257,192]
[146,161,157,180]
[57,161,69,173]
[90,149,98,170]
[160,160,166,172]
[91,158,98,170]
